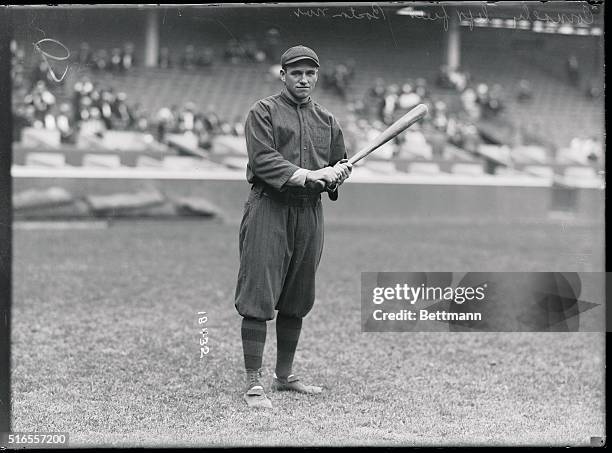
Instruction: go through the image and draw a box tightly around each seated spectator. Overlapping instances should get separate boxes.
[459,122,480,154]
[243,35,266,63]
[170,105,181,132]
[333,63,350,99]
[436,65,454,89]
[432,101,448,131]
[198,129,213,150]
[13,104,31,141]
[345,59,356,83]
[110,48,123,73]
[475,83,489,105]
[56,103,76,143]
[30,60,51,87]
[422,123,448,159]
[89,88,101,109]
[100,90,115,129]
[461,86,480,119]
[78,42,92,67]
[346,96,366,117]
[516,79,533,102]
[155,106,176,141]
[487,84,505,115]
[24,80,56,122]
[448,69,467,91]
[158,46,173,69]
[93,49,109,72]
[122,42,135,70]
[78,96,92,122]
[585,81,602,99]
[263,27,281,63]
[437,65,468,91]
[197,47,214,67]
[194,111,205,135]
[81,79,94,96]
[561,136,602,165]
[397,83,421,111]
[203,106,221,133]
[43,105,58,131]
[80,106,106,137]
[382,84,399,124]
[112,92,133,129]
[219,121,233,135]
[25,104,43,129]
[414,78,428,99]
[369,78,386,99]
[11,54,25,90]
[132,103,149,132]
[586,136,603,163]
[232,116,245,136]
[566,55,580,87]
[225,39,245,64]
[178,102,197,133]
[181,45,197,70]
[397,126,432,160]
[366,78,386,121]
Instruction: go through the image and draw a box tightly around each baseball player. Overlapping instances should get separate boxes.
[234,45,352,409]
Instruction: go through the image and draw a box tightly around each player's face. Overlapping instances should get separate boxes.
[281,61,319,100]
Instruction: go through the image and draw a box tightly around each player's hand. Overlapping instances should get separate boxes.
[333,159,352,185]
[306,167,338,186]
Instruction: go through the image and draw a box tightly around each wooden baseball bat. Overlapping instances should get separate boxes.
[313,103,429,190]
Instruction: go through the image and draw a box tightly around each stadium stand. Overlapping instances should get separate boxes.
[10,6,604,181]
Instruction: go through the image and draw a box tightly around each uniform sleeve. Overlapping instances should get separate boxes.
[245,103,301,191]
[285,168,310,187]
[327,116,348,201]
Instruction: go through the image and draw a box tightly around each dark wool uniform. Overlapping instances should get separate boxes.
[234,89,347,321]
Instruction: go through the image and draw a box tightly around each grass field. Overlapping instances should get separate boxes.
[11,217,605,447]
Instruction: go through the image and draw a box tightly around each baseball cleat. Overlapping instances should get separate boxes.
[272,374,322,394]
[243,369,273,409]
[243,385,273,409]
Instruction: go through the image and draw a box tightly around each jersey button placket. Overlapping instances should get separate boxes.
[298,107,305,167]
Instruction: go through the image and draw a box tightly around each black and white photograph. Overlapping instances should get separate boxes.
[0,2,606,448]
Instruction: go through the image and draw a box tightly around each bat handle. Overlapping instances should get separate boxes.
[313,180,337,192]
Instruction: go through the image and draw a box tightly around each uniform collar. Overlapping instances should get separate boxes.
[280,88,312,108]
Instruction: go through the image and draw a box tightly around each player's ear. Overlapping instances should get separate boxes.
[280,67,286,82]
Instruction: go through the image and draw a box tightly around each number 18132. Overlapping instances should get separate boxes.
[198,311,209,358]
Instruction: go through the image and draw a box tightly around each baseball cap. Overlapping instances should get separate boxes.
[281,45,320,68]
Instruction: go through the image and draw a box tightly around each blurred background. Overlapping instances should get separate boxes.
[9,3,604,222]
[7,3,606,447]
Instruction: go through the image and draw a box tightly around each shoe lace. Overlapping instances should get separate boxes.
[246,369,263,389]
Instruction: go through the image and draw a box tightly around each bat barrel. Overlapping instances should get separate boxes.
[349,103,428,165]
[314,103,428,189]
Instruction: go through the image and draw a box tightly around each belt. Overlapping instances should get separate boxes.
[253,183,321,207]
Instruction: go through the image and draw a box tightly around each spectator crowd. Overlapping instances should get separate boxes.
[9,36,603,172]
[161,28,281,70]
[154,103,244,150]
[77,41,137,73]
